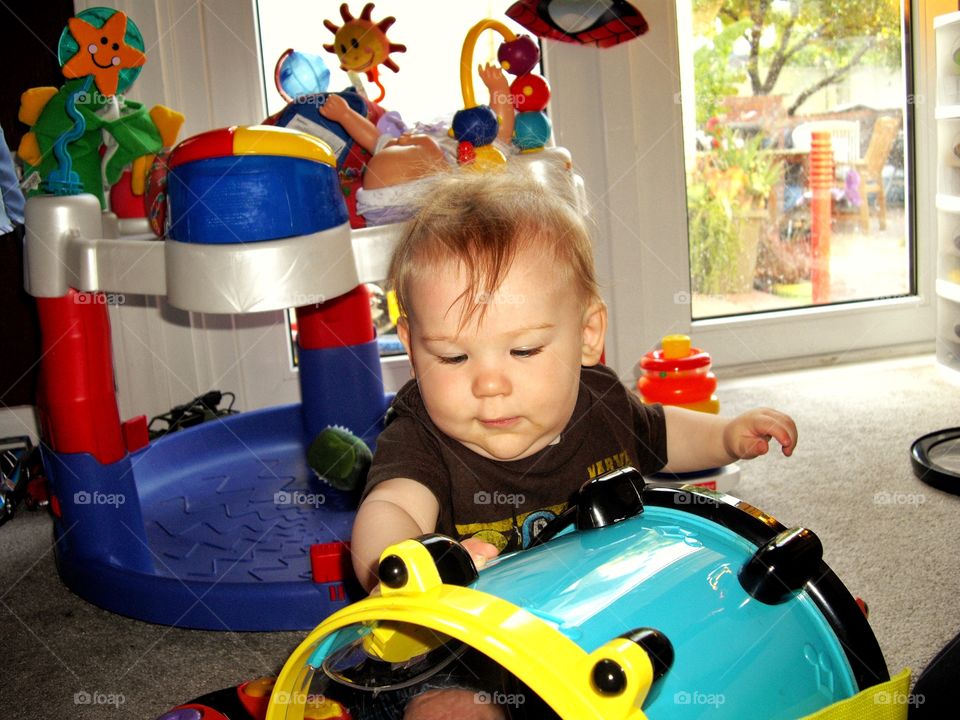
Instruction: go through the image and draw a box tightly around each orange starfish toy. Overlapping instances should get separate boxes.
[61,11,146,97]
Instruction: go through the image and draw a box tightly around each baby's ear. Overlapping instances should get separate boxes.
[397,317,413,357]
[580,300,607,366]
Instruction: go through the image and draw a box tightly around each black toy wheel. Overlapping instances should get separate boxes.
[911,428,960,496]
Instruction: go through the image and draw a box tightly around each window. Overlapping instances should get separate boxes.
[682,0,912,320]
[542,1,936,371]
[257,1,529,128]
[255,1,532,369]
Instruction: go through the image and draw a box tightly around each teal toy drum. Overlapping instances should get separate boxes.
[263,468,890,719]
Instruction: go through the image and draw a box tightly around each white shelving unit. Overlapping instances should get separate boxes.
[934,11,960,373]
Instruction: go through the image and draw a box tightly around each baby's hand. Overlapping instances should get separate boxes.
[461,536,500,570]
[478,62,510,95]
[723,408,797,460]
[319,93,350,123]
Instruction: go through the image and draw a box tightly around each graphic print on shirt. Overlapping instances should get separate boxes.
[455,447,635,552]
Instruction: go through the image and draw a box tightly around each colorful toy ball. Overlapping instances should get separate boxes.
[512,111,552,151]
[145,150,171,237]
[274,49,330,102]
[510,73,550,112]
[497,34,539,76]
[452,105,499,147]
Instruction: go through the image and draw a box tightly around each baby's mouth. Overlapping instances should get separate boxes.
[479,417,520,428]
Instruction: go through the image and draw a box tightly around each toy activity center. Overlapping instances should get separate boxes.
[20,5,586,632]
[8,2,949,719]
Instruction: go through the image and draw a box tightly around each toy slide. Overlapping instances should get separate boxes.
[20,6,588,631]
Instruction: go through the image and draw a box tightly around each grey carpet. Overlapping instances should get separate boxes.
[1,353,957,718]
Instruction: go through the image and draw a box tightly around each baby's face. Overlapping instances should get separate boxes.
[399,247,595,462]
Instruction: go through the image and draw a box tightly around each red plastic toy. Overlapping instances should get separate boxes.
[637,334,720,414]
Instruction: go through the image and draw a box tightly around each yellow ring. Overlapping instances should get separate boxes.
[460,19,516,108]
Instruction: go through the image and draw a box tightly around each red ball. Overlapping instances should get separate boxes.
[109,169,146,219]
[510,74,550,112]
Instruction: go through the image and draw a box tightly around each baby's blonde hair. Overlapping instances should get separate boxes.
[389,167,599,330]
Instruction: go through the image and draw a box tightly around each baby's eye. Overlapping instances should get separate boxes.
[438,354,467,365]
[511,347,543,358]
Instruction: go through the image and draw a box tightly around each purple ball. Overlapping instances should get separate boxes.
[498,35,539,76]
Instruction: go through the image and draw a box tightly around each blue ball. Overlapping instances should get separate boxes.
[452,106,499,146]
[279,51,330,99]
[513,111,552,151]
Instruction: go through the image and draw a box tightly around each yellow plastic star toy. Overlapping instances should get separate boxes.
[61,11,146,97]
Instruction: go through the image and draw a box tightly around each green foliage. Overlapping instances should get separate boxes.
[688,190,741,295]
[699,0,903,114]
[709,128,780,203]
[693,18,751,126]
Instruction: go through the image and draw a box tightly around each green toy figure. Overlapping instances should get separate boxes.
[17,7,182,209]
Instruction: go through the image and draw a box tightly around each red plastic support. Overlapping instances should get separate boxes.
[296,286,374,350]
[310,541,350,583]
[35,290,125,464]
[121,415,150,453]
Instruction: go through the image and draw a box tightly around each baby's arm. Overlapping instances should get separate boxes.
[479,63,515,146]
[351,477,440,591]
[319,93,382,154]
[662,406,797,473]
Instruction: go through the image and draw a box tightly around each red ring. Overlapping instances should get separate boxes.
[640,348,712,373]
[637,372,717,404]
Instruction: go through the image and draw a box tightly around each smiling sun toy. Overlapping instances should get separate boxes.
[323,2,406,102]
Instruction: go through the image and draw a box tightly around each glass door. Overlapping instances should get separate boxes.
[683,0,912,320]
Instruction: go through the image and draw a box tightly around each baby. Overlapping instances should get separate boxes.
[319,64,515,224]
[350,168,798,718]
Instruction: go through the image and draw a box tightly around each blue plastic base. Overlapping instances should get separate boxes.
[44,402,384,630]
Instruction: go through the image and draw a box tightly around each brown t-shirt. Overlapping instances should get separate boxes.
[364,364,667,553]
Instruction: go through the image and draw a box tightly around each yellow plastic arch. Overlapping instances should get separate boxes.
[233,125,336,167]
[265,539,654,720]
[460,19,516,108]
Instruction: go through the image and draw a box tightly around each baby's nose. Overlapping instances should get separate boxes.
[472,367,511,397]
